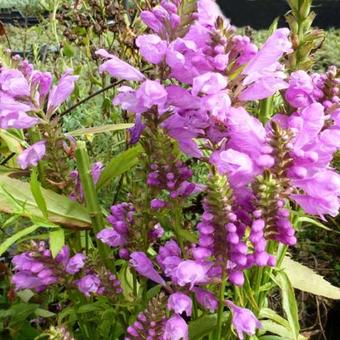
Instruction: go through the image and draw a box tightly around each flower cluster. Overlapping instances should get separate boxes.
[96,202,135,258]
[0,54,78,169]
[94,0,338,338]
[11,242,85,292]
[11,242,122,300]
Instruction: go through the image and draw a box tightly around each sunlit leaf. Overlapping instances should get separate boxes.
[275,271,300,339]
[96,145,143,190]
[68,123,133,137]
[282,257,340,299]
[0,176,91,229]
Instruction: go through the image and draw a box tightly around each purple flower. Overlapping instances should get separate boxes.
[65,253,86,274]
[136,80,168,112]
[150,198,167,209]
[243,28,292,75]
[0,110,39,129]
[31,71,52,98]
[173,260,209,289]
[97,228,126,247]
[240,28,292,101]
[191,72,228,96]
[226,300,262,340]
[17,141,46,169]
[197,0,227,27]
[0,69,30,97]
[47,69,78,114]
[136,34,168,64]
[167,292,192,316]
[12,272,45,291]
[285,70,314,108]
[211,149,255,188]
[129,252,165,286]
[163,314,188,340]
[76,274,102,296]
[96,49,145,81]
[193,287,218,312]
[129,114,145,145]
[140,10,164,34]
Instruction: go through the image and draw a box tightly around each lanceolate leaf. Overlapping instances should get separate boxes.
[49,228,65,258]
[96,145,143,190]
[0,225,40,256]
[68,123,133,137]
[30,168,48,218]
[189,314,218,339]
[0,176,91,229]
[275,271,300,339]
[282,256,340,299]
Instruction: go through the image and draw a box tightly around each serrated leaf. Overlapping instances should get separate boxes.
[282,257,340,299]
[96,145,143,190]
[68,123,133,137]
[49,228,65,258]
[0,176,91,229]
[275,271,300,339]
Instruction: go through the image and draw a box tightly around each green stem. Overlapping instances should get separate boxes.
[173,203,184,253]
[259,96,273,124]
[215,268,227,340]
[29,128,46,185]
[75,141,114,272]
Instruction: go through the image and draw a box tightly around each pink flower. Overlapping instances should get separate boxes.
[136,34,168,64]
[226,300,262,340]
[96,49,145,81]
[174,260,209,289]
[0,110,39,129]
[163,314,188,340]
[243,28,292,75]
[167,292,192,316]
[0,69,30,97]
[47,70,78,114]
[17,141,46,169]
[193,287,218,312]
[129,252,165,286]
[191,72,228,96]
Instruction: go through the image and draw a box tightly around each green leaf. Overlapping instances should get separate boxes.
[16,290,34,303]
[34,308,55,318]
[0,129,24,153]
[259,308,290,329]
[275,271,300,339]
[282,257,340,299]
[146,285,161,301]
[63,42,75,57]
[296,216,333,232]
[189,314,218,339]
[30,168,48,218]
[261,320,295,339]
[259,336,286,340]
[49,228,65,258]
[0,176,91,229]
[178,228,198,243]
[0,225,40,255]
[68,123,133,137]
[96,145,143,190]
